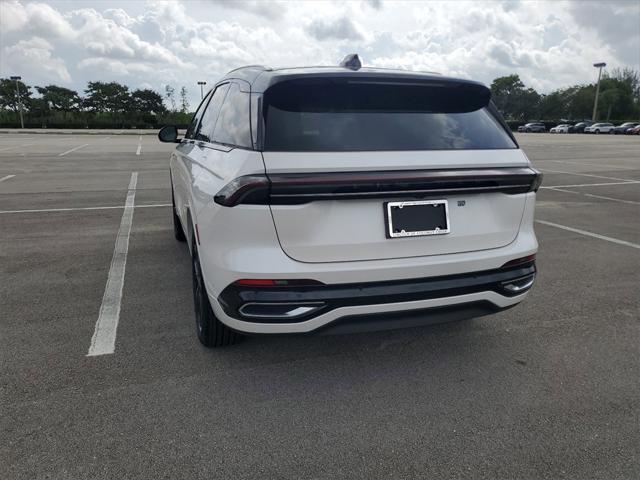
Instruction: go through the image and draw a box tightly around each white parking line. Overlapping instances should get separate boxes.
[541,181,640,189]
[537,168,633,182]
[538,159,636,171]
[59,144,89,156]
[136,136,142,156]
[536,220,640,250]
[0,144,33,152]
[546,187,640,205]
[0,174,15,183]
[0,203,170,214]
[88,172,138,357]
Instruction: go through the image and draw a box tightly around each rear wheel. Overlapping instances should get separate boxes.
[192,239,240,348]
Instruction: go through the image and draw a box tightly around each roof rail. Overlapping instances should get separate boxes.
[225,65,271,75]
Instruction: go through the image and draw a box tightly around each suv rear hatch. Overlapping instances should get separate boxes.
[260,76,537,263]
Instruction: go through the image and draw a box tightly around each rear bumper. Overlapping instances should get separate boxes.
[212,262,535,334]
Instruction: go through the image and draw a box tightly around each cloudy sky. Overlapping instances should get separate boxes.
[1,0,639,107]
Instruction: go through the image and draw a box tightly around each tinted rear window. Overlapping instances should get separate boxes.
[263,79,516,152]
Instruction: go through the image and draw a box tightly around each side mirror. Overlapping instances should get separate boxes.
[158,125,180,143]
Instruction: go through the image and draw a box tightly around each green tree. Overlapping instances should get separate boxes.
[131,89,166,114]
[562,84,596,120]
[84,81,130,113]
[490,74,540,121]
[0,78,33,112]
[34,85,81,111]
[597,70,638,120]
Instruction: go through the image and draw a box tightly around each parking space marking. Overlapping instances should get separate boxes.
[59,144,89,156]
[546,187,640,206]
[537,160,636,171]
[0,203,170,214]
[0,174,16,183]
[136,136,142,156]
[0,144,33,152]
[541,181,640,189]
[87,172,138,357]
[536,220,640,250]
[537,168,634,182]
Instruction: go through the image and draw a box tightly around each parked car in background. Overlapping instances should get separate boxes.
[613,122,638,134]
[518,122,546,133]
[571,121,594,133]
[628,125,640,135]
[584,123,615,134]
[550,124,571,133]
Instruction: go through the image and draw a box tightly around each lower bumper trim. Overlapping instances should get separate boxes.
[316,300,514,335]
[219,262,536,323]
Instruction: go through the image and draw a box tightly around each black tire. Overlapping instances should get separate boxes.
[192,240,240,348]
[595,129,600,134]
[172,190,187,242]
[525,128,531,133]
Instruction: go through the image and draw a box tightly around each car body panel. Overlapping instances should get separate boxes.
[165,64,539,336]
[263,149,531,263]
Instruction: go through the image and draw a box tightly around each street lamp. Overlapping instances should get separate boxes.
[197,81,206,100]
[9,75,24,129]
[592,62,606,122]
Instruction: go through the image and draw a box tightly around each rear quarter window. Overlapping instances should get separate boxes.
[213,83,252,148]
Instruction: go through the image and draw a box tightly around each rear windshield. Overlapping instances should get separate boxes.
[263,79,516,152]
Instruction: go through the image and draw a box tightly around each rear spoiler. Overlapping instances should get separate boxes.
[214,167,543,207]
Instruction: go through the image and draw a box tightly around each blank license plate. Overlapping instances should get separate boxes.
[385,200,450,238]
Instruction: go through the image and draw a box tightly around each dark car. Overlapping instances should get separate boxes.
[571,121,594,133]
[517,122,546,133]
[613,122,638,134]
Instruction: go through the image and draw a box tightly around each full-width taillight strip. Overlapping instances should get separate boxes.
[214,167,543,207]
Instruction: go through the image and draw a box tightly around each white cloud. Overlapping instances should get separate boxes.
[0,0,637,107]
[2,37,71,83]
[306,15,368,41]
[0,0,28,32]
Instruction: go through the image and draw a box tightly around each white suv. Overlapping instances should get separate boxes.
[159,56,541,347]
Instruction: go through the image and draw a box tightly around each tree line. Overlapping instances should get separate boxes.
[1,69,639,129]
[490,68,640,125]
[0,80,194,129]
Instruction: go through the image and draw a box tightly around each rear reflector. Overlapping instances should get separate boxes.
[501,254,536,268]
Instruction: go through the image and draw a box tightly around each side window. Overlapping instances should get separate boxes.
[196,83,229,143]
[213,83,252,148]
[185,91,212,139]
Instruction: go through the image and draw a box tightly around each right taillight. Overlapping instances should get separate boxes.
[501,254,536,268]
[530,169,543,192]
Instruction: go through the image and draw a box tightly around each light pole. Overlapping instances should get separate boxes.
[591,62,606,122]
[197,81,206,100]
[9,76,24,129]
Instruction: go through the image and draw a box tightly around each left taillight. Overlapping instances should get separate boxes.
[213,175,270,207]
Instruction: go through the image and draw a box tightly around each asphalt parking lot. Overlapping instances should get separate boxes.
[1,132,639,479]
